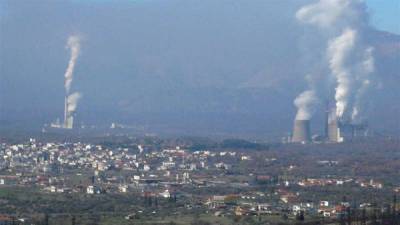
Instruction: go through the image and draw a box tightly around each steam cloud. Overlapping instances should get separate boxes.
[327,28,357,118]
[63,35,82,128]
[67,92,82,114]
[64,35,81,94]
[295,0,375,122]
[351,46,374,122]
[294,90,318,120]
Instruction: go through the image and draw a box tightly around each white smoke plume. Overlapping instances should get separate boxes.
[327,28,357,118]
[64,35,81,94]
[296,0,367,32]
[351,46,374,122]
[296,0,374,122]
[62,34,83,129]
[294,90,318,120]
[67,92,82,114]
[327,27,375,121]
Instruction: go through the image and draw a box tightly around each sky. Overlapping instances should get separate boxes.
[75,0,400,35]
[0,0,399,138]
[366,0,400,35]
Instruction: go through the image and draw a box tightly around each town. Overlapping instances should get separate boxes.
[0,135,399,224]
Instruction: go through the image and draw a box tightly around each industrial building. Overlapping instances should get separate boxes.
[292,120,312,143]
[326,110,343,143]
[48,96,74,130]
[291,104,368,144]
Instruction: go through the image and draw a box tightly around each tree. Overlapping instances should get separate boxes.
[393,195,398,225]
[296,210,305,221]
[71,215,76,225]
[371,211,378,225]
[361,208,366,225]
[44,213,49,225]
[191,219,211,225]
[346,206,352,225]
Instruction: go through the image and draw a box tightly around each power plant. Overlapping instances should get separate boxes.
[293,0,375,144]
[46,35,82,131]
[292,120,312,143]
[48,96,75,129]
[291,103,369,144]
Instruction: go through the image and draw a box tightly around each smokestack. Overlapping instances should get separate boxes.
[292,120,311,143]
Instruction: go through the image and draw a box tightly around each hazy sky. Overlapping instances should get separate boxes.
[0,0,399,137]
[366,0,400,35]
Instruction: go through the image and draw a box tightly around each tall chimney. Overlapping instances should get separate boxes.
[292,120,311,143]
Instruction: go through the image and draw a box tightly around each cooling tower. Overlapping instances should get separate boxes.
[328,119,340,142]
[326,106,343,143]
[292,120,311,143]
